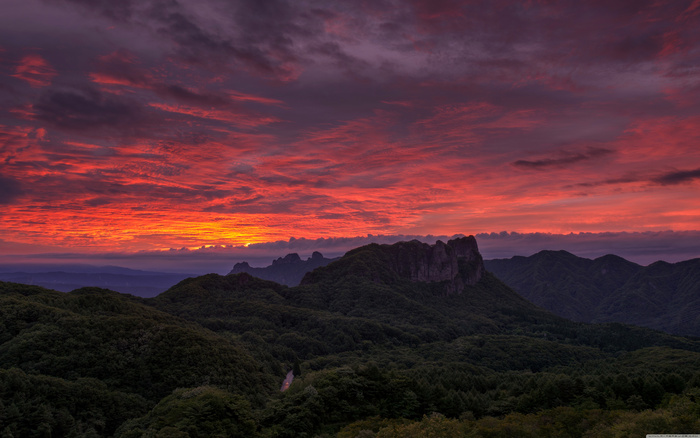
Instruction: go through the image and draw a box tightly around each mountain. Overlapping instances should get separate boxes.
[154,237,699,361]
[3,237,700,437]
[155,237,559,358]
[485,250,700,336]
[595,258,700,335]
[287,237,547,336]
[0,264,172,274]
[228,251,339,286]
[0,270,192,297]
[0,281,276,436]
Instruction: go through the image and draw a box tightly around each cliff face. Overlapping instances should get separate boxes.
[384,237,484,294]
[271,253,302,266]
[389,240,457,283]
[299,236,485,295]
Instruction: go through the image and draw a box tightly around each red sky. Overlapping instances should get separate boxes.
[1,0,699,266]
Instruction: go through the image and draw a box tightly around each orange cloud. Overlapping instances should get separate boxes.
[89,72,148,88]
[12,54,57,87]
[149,103,280,127]
[228,90,285,106]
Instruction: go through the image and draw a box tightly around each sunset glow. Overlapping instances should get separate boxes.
[1,0,699,261]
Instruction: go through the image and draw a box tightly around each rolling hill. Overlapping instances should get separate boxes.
[2,237,700,437]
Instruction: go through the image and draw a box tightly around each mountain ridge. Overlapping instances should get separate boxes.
[300,236,484,293]
[229,251,339,286]
[4,237,700,436]
[485,250,700,336]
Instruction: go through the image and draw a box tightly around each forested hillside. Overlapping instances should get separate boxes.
[2,238,700,437]
[485,251,700,336]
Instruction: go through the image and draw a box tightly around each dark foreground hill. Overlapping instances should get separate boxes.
[485,250,700,336]
[0,282,277,436]
[2,237,700,437]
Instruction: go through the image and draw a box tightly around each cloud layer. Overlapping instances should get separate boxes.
[3,231,698,274]
[1,0,699,259]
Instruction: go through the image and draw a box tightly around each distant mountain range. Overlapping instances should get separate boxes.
[485,250,700,336]
[228,251,338,286]
[232,248,700,337]
[3,237,700,436]
[0,266,192,297]
[0,253,339,296]
[4,247,699,338]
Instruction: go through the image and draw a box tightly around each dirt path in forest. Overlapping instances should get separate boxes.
[280,370,294,391]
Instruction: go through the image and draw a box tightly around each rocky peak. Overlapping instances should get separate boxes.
[299,236,484,294]
[272,253,302,266]
[448,235,481,263]
[229,261,251,274]
[389,240,457,283]
[386,236,484,294]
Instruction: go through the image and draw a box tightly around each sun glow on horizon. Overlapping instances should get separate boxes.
[1,0,699,255]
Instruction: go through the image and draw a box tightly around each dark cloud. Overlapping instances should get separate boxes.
[228,0,311,62]
[512,147,614,170]
[603,31,664,63]
[0,175,23,204]
[52,0,315,79]
[571,175,642,188]
[84,197,112,207]
[27,0,700,88]
[114,182,233,202]
[155,8,243,65]
[33,87,143,131]
[203,193,334,215]
[653,168,700,185]
[90,52,235,107]
[311,41,371,80]
[59,0,137,21]
[573,168,700,188]
[3,231,698,274]
[154,84,230,107]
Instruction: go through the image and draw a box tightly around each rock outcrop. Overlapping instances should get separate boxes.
[271,253,302,266]
[228,252,339,286]
[230,261,251,273]
[300,236,484,295]
[383,236,484,294]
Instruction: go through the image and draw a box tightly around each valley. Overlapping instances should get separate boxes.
[1,237,699,437]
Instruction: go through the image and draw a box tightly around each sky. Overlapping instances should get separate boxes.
[1,0,699,271]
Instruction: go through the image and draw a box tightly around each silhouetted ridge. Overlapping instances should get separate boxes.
[272,253,302,265]
[301,236,484,294]
[228,252,338,286]
[486,251,700,336]
[0,269,191,297]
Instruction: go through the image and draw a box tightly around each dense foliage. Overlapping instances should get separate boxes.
[2,239,700,436]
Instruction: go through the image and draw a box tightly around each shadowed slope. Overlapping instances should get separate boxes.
[485,251,700,335]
